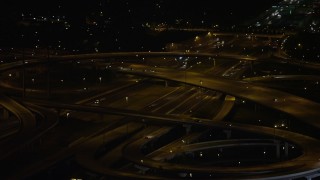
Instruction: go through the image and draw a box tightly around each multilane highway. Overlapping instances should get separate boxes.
[1,48,320,179]
[118,65,320,129]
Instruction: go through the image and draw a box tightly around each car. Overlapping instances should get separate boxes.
[145,135,153,139]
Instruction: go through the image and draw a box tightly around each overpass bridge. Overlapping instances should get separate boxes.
[2,51,320,179]
[21,98,320,179]
[0,52,258,72]
[117,67,320,130]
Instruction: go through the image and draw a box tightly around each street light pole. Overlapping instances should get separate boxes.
[21,34,26,99]
[273,125,277,140]
[184,61,187,89]
[185,69,186,87]
[125,97,129,136]
[22,59,26,98]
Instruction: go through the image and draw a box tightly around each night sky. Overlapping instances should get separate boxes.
[1,0,280,24]
[0,0,281,51]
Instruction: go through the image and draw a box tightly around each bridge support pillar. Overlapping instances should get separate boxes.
[275,140,280,158]
[15,71,20,78]
[2,108,9,120]
[223,130,232,139]
[285,142,289,158]
[56,109,61,121]
[183,124,192,134]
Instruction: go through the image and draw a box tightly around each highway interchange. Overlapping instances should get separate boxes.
[1,32,320,179]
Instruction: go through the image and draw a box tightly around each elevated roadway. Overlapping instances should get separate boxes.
[0,94,36,159]
[244,75,320,82]
[121,121,320,179]
[0,52,256,72]
[118,67,320,130]
[24,99,320,179]
[2,51,320,179]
